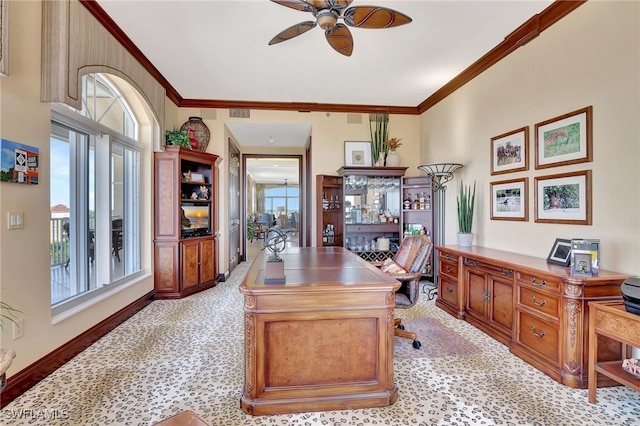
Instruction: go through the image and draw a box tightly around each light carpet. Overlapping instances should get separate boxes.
[2,260,639,425]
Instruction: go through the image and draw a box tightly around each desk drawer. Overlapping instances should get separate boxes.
[439,259,458,279]
[518,286,559,320]
[516,271,560,293]
[438,274,459,306]
[516,311,559,364]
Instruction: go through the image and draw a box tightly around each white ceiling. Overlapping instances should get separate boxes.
[97,0,552,107]
[95,0,554,183]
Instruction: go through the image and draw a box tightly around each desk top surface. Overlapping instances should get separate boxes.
[240,247,399,292]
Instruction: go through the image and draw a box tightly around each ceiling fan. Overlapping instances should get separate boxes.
[269,0,412,57]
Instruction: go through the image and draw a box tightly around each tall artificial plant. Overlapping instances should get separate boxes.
[369,112,389,166]
[457,180,476,234]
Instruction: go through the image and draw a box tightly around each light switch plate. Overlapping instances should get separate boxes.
[8,211,24,229]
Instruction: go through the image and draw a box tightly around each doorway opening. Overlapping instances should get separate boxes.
[243,155,302,261]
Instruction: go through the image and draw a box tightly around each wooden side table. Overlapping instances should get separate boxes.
[588,300,640,403]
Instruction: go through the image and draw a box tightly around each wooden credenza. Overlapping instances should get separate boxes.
[435,245,630,389]
[239,247,400,416]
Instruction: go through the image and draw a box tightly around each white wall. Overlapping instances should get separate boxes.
[0,1,155,376]
[420,1,639,275]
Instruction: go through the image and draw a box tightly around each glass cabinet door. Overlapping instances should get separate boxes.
[339,167,406,262]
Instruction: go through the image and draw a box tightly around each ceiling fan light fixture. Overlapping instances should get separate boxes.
[316,10,338,31]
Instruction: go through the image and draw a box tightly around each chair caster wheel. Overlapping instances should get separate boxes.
[397,324,405,330]
[412,340,421,349]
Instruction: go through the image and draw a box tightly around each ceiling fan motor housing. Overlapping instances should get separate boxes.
[315,10,339,30]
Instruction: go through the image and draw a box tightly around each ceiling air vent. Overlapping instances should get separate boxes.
[229,108,250,118]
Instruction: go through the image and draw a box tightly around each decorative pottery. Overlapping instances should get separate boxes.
[386,151,401,167]
[180,117,210,152]
[457,232,474,247]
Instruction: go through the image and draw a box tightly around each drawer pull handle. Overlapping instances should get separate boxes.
[446,266,454,273]
[446,287,453,293]
[530,326,546,338]
[444,254,455,261]
[530,278,547,287]
[465,259,479,267]
[500,268,513,276]
[530,296,546,307]
[483,290,490,301]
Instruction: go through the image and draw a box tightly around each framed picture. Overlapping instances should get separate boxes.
[534,170,592,225]
[535,106,592,169]
[490,177,528,221]
[571,238,600,275]
[546,238,571,266]
[571,251,593,276]
[344,141,372,167]
[190,172,205,183]
[490,126,528,175]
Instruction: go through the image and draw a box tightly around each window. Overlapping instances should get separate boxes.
[50,74,142,308]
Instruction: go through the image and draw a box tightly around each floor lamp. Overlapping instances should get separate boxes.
[418,163,463,283]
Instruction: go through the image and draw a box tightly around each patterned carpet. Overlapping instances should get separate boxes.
[2,260,639,425]
[393,318,481,361]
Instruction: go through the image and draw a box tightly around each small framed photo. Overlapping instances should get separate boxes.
[546,238,571,266]
[535,106,592,169]
[490,126,528,175]
[490,178,528,221]
[571,238,600,275]
[571,252,593,276]
[534,170,592,225]
[344,141,372,167]
[190,172,205,183]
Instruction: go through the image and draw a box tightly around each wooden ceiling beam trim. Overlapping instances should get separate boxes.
[416,0,586,114]
[79,0,184,106]
[179,99,417,115]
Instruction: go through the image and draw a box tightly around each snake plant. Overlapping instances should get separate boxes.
[369,112,389,166]
[457,180,476,233]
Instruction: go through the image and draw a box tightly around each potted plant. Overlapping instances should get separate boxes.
[1,302,21,390]
[385,137,403,166]
[369,112,389,166]
[457,180,476,246]
[165,127,191,149]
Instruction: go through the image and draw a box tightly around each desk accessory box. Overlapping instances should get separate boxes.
[570,238,599,276]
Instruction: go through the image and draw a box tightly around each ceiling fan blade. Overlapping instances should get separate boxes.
[270,0,316,13]
[343,6,412,28]
[269,21,317,45]
[325,23,353,57]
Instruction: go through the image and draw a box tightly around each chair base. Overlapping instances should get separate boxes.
[394,318,421,349]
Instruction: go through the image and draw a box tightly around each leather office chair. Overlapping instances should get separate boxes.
[375,234,433,349]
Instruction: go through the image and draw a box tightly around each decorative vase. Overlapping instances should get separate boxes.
[180,117,210,152]
[386,151,401,167]
[457,232,474,247]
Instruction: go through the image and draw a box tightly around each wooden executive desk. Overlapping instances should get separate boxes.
[239,247,400,416]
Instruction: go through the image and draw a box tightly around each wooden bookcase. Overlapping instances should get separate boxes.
[154,146,220,299]
[316,174,344,248]
[402,176,434,278]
